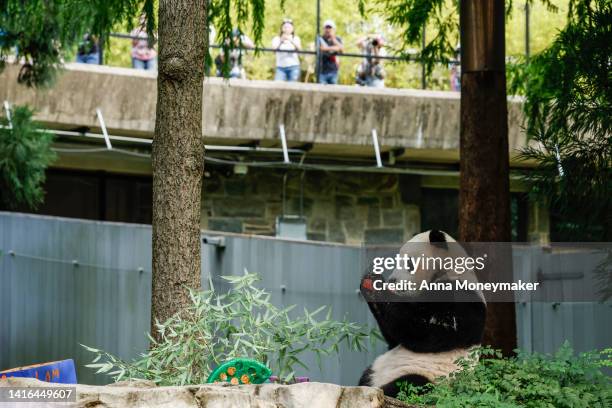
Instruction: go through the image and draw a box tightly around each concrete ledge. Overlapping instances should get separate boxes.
[0,63,528,163]
[0,377,395,408]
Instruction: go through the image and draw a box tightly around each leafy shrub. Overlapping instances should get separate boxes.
[84,271,380,385]
[396,344,611,408]
[0,105,55,209]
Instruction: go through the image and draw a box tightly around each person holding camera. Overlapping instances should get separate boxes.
[214,28,255,79]
[272,19,302,82]
[356,34,386,87]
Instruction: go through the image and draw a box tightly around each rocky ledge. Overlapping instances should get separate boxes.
[0,377,414,408]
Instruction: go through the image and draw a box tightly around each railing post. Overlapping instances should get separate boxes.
[315,0,321,83]
[525,2,530,60]
[421,24,427,89]
[98,35,104,65]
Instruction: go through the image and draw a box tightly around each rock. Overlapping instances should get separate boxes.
[384,396,421,408]
[108,379,157,388]
[0,377,387,408]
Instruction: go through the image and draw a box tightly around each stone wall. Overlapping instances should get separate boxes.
[0,377,404,408]
[201,167,421,245]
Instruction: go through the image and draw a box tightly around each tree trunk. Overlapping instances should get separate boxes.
[151,0,207,340]
[459,0,517,355]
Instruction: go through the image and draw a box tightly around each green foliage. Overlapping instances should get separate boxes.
[367,0,458,76]
[0,105,56,209]
[1,0,569,89]
[397,343,612,408]
[0,0,154,86]
[0,0,270,86]
[84,271,380,385]
[516,0,612,241]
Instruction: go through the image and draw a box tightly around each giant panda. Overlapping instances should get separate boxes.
[358,229,486,398]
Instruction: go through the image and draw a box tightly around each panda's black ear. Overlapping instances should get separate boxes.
[429,229,448,249]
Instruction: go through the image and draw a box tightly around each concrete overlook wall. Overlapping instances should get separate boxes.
[0,63,528,163]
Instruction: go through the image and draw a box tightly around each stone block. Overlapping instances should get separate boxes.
[242,219,275,235]
[336,205,357,221]
[343,219,365,243]
[286,196,314,216]
[208,218,243,233]
[367,206,381,228]
[382,209,403,226]
[380,195,395,209]
[404,205,421,237]
[308,217,327,232]
[225,179,249,196]
[357,196,380,206]
[365,228,404,245]
[213,199,265,218]
[265,202,283,218]
[328,220,346,243]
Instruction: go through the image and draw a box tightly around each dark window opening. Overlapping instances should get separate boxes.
[12,169,152,224]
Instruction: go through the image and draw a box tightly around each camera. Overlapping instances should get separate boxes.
[371,39,379,47]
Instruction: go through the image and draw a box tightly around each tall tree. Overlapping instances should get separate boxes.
[150,0,208,336]
[371,0,516,353]
[458,0,515,355]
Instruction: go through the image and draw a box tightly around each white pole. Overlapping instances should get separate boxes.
[372,129,383,168]
[279,124,290,164]
[96,108,113,150]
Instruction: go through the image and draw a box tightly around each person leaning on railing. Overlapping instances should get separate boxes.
[317,20,344,85]
[130,15,157,71]
[272,19,302,82]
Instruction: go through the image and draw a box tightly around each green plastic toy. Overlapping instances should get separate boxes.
[206,358,272,385]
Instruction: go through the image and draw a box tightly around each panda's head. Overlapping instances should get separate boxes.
[387,229,482,298]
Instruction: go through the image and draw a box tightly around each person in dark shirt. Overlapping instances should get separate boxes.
[76,33,99,65]
[317,20,344,84]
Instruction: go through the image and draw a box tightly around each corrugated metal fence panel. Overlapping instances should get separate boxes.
[1,212,610,386]
[514,247,612,354]
[0,212,152,385]
[0,213,384,386]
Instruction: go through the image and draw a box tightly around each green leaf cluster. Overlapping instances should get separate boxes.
[0,105,56,210]
[0,0,155,86]
[397,343,612,408]
[516,0,612,241]
[84,270,380,385]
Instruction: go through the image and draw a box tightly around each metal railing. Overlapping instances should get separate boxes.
[99,1,537,89]
[100,32,453,89]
